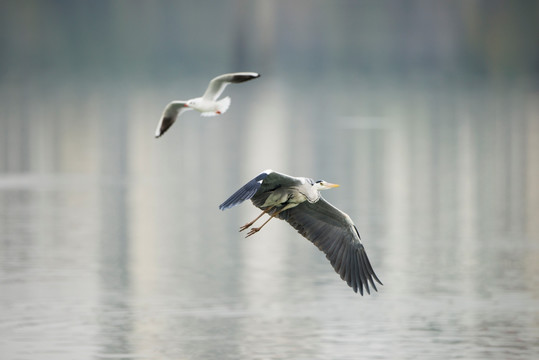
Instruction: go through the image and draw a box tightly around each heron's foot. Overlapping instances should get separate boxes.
[245,227,261,238]
[239,222,255,232]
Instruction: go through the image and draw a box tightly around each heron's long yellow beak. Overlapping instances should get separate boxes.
[326,182,340,188]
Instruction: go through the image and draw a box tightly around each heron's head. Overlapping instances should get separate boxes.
[314,180,340,190]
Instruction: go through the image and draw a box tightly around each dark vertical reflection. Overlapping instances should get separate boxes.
[97,184,132,357]
[0,190,33,275]
[96,84,132,356]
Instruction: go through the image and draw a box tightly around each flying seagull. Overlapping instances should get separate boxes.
[155,72,260,138]
[219,169,382,295]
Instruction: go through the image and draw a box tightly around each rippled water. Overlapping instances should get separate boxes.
[1,77,539,360]
[0,173,538,360]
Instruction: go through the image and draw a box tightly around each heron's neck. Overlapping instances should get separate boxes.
[304,187,321,203]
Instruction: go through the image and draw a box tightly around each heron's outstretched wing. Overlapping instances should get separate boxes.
[219,170,271,210]
[279,197,382,295]
[219,170,304,210]
[202,72,260,101]
[155,101,191,138]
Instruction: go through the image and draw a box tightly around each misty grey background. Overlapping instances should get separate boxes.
[1,1,538,359]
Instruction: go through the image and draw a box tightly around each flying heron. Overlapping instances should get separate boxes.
[219,169,382,295]
[155,72,260,138]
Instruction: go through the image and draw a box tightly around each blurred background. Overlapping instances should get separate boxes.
[1,1,538,359]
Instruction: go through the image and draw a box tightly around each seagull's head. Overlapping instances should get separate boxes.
[185,98,202,108]
[314,180,340,191]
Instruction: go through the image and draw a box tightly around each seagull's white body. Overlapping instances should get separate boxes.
[184,96,231,116]
[155,72,260,138]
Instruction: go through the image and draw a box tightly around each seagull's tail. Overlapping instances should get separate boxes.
[217,96,231,114]
[201,97,231,117]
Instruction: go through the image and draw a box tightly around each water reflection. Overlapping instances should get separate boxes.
[0,77,538,359]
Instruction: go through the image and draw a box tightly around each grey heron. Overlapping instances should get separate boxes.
[155,72,260,138]
[219,169,382,295]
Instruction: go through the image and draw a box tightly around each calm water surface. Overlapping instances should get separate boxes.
[0,80,538,359]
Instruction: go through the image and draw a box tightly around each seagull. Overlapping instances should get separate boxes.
[219,169,382,295]
[155,72,260,138]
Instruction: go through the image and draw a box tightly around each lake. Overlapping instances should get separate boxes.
[0,75,538,359]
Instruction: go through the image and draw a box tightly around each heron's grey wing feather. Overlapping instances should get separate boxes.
[155,101,190,138]
[202,72,260,101]
[278,197,382,295]
[251,171,306,208]
[219,171,270,210]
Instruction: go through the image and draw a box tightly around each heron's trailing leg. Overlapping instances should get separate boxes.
[246,207,286,238]
[239,206,275,232]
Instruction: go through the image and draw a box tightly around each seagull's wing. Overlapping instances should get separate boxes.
[202,72,260,101]
[155,101,191,138]
[278,197,383,295]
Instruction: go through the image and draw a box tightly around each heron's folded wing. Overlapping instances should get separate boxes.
[279,197,382,295]
[202,72,260,101]
[155,101,190,138]
[219,171,270,210]
[251,171,308,208]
